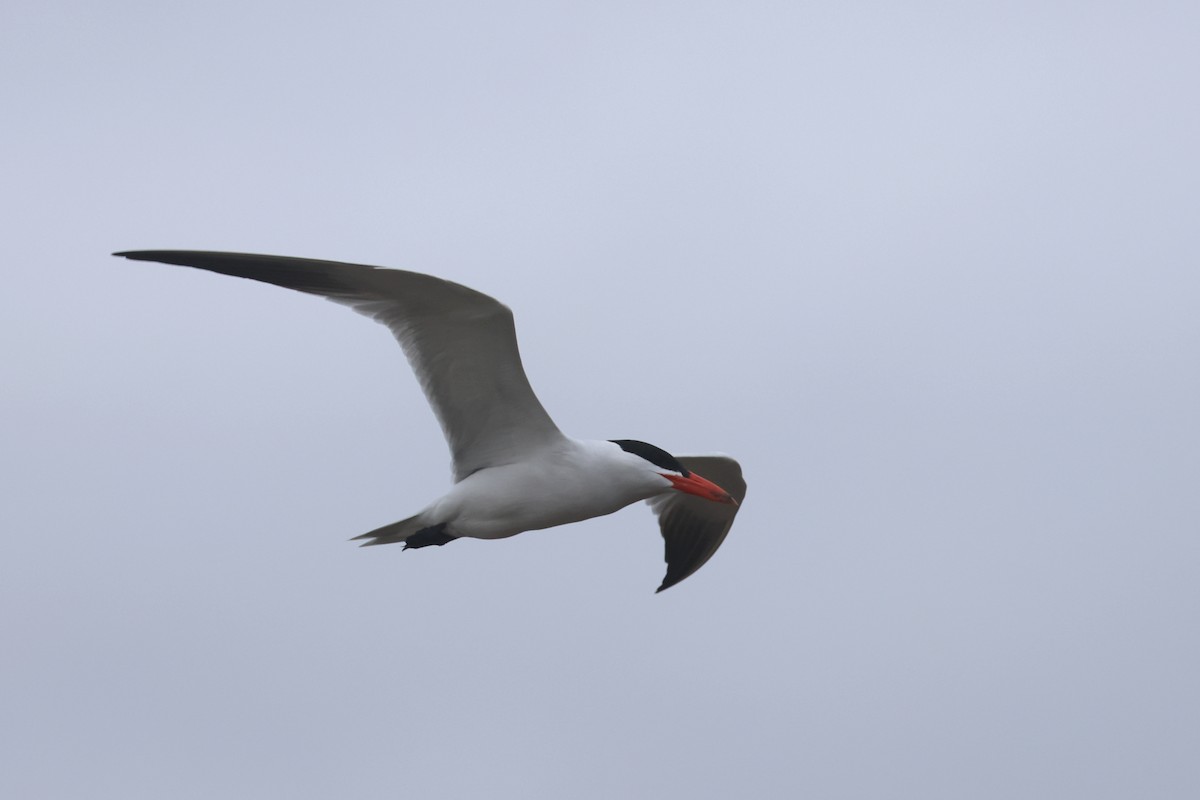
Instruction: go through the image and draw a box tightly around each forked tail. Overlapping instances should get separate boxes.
[352,515,425,547]
[352,517,457,549]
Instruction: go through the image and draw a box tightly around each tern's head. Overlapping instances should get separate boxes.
[609,439,737,505]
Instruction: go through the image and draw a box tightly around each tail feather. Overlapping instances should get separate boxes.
[352,514,425,547]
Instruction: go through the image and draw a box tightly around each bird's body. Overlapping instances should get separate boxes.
[359,438,745,591]
[115,250,746,591]
[419,439,669,541]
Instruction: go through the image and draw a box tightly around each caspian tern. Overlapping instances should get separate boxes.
[115,251,746,592]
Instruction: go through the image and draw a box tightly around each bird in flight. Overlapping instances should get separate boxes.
[115,251,746,592]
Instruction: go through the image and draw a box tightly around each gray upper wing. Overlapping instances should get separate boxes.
[115,251,563,481]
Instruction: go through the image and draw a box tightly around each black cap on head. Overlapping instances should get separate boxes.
[609,439,690,477]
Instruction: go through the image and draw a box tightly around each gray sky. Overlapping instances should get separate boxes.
[3,1,1198,797]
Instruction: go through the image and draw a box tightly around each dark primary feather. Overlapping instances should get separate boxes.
[648,455,746,592]
[116,250,366,297]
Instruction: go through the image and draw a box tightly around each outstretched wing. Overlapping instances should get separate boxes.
[115,250,564,481]
[646,455,747,593]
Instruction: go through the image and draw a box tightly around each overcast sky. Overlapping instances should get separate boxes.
[3,2,1198,798]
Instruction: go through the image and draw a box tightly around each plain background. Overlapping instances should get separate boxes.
[3,2,1198,797]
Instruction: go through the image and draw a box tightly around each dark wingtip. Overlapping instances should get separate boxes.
[112,250,213,265]
[113,250,182,264]
[107,250,365,296]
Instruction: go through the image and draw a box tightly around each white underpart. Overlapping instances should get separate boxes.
[423,438,677,540]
